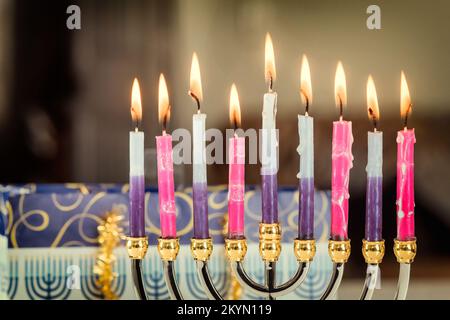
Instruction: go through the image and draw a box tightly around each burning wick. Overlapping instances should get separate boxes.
[338,96,344,121]
[301,89,310,116]
[403,103,412,130]
[162,107,170,134]
[368,107,378,132]
[189,90,201,114]
[268,75,273,93]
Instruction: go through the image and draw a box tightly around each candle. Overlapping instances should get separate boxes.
[156,74,176,239]
[297,55,314,240]
[129,78,145,237]
[228,84,245,239]
[189,52,209,239]
[365,75,383,241]
[261,32,279,224]
[331,62,354,241]
[396,71,416,241]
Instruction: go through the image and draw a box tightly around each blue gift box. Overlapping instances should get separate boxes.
[1,184,332,300]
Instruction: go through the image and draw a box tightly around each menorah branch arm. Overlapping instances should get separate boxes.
[131,259,148,300]
[360,264,379,300]
[269,239,316,298]
[196,260,223,300]
[393,239,416,300]
[163,260,184,300]
[271,262,310,298]
[231,261,270,298]
[360,240,385,300]
[191,238,224,300]
[320,239,351,300]
[158,238,184,300]
[126,237,149,300]
[320,262,345,300]
[225,238,270,298]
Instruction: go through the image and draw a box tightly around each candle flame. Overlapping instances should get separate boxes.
[158,73,171,126]
[189,52,203,102]
[334,61,347,110]
[229,83,241,128]
[265,33,276,85]
[400,71,412,119]
[300,54,312,107]
[366,75,380,122]
[131,78,142,123]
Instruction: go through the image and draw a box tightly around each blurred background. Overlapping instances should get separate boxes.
[0,0,449,297]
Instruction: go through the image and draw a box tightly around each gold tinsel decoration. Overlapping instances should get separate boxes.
[93,211,124,300]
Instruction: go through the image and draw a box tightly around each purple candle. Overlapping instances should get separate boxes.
[365,76,383,241]
[129,174,145,237]
[190,53,210,239]
[365,176,382,241]
[298,178,314,239]
[129,78,146,238]
[193,182,209,239]
[261,174,278,223]
[261,33,279,225]
[297,56,314,239]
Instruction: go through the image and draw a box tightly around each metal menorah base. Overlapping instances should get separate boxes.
[125,232,416,300]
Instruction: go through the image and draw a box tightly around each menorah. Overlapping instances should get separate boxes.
[126,225,416,300]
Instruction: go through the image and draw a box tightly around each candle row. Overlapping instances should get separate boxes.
[128,33,415,244]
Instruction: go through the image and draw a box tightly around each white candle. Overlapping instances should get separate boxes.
[130,131,144,176]
[129,78,145,237]
[193,113,207,183]
[261,33,279,224]
[261,92,278,175]
[189,52,209,239]
[297,115,314,179]
[367,131,383,177]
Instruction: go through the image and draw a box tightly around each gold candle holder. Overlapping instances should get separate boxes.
[362,240,385,264]
[126,236,149,260]
[259,223,282,262]
[157,238,180,261]
[294,239,316,262]
[328,239,351,263]
[393,238,417,264]
[225,238,248,262]
[190,238,213,262]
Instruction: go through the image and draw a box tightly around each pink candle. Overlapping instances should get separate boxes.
[331,120,354,240]
[397,71,415,241]
[156,134,176,238]
[228,136,245,238]
[331,61,353,241]
[157,73,176,239]
[228,84,245,239]
[396,129,415,241]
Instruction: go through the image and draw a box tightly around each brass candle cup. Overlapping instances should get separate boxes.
[328,239,351,263]
[126,236,149,260]
[157,238,180,261]
[259,223,282,262]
